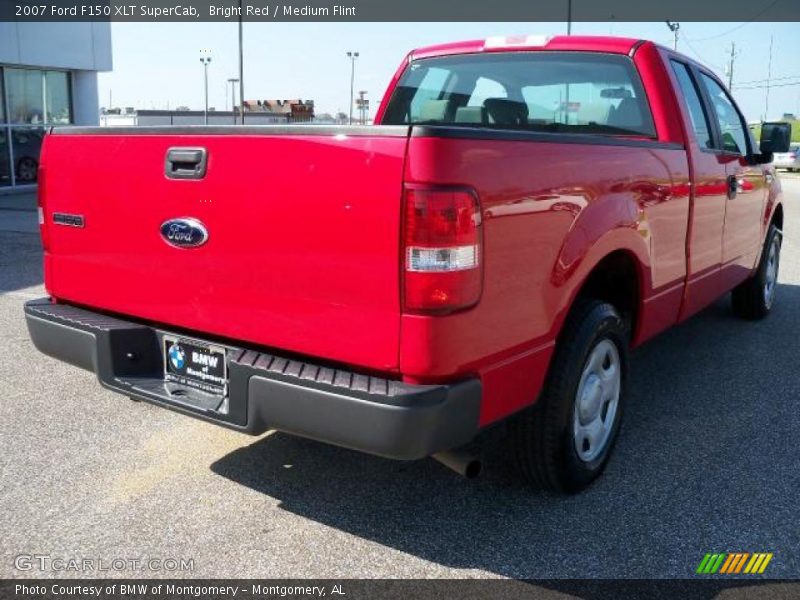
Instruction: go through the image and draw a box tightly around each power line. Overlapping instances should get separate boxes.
[683,0,781,42]
[734,74,800,85]
[733,81,800,90]
[680,35,725,72]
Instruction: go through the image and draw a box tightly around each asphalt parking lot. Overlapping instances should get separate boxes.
[1,177,799,581]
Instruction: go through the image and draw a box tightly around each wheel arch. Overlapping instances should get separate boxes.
[552,236,650,352]
[770,202,784,232]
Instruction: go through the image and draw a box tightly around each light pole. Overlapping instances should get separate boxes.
[566,0,572,34]
[665,21,679,51]
[227,78,239,125]
[238,0,244,125]
[346,51,359,125]
[200,49,212,125]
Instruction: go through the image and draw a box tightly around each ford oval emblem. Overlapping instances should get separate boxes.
[160,218,209,248]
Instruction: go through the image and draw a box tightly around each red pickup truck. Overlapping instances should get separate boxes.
[26,35,791,492]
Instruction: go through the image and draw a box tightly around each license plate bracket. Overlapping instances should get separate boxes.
[163,335,228,397]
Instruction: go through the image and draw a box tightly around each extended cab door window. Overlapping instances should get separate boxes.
[698,73,749,156]
[669,61,713,150]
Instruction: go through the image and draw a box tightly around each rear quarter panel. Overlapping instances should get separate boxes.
[402,133,690,424]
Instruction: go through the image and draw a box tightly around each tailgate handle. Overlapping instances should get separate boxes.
[165,147,207,179]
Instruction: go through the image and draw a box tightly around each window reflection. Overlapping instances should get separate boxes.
[11,128,45,184]
[0,130,10,187]
[0,68,5,123]
[45,71,71,124]
[6,68,45,125]
[2,67,71,186]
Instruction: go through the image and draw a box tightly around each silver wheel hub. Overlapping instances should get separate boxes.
[573,339,621,463]
[763,237,780,309]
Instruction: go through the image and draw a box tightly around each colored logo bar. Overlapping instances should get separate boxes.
[696,553,773,574]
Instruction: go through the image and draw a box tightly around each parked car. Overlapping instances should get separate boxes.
[25,35,790,493]
[0,128,44,184]
[774,144,800,171]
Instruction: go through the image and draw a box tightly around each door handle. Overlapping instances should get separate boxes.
[726,175,742,199]
[165,147,208,179]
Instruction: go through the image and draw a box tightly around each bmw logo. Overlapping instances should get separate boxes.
[168,344,185,370]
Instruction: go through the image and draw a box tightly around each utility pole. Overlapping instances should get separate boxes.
[199,49,212,125]
[726,42,737,90]
[666,21,679,51]
[238,0,244,125]
[227,78,239,125]
[765,35,773,121]
[346,51,359,125]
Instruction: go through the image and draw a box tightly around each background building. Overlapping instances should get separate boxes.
[99,101,320,127]
[0,23,111,191]
[100,108,290,126]
[244,99,315,122]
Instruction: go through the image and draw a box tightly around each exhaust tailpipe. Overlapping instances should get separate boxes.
[432,449,482,479]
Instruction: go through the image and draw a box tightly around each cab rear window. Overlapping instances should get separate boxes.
[382,52,656,137]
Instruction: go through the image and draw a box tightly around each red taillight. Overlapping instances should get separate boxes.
[403,185,483,313]
[37,163,49,252]
[789,153,797,159]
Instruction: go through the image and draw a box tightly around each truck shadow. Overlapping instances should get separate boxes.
[211,283,800,578]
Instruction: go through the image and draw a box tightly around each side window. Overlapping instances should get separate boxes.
[670,61,713,149]
[699,73,749,155]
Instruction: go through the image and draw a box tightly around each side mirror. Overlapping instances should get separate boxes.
[760,122,792,154]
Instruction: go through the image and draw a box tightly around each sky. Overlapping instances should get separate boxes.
[98,21,800,122]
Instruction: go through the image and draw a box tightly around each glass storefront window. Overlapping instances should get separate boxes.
[11,127,45,184]
[45,71,71,124]
[0,67,5,123]
[0,129,11,187]
[1,67,70,185]
[6,68,45,125]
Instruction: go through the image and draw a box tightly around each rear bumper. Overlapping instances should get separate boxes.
[24,299,480,460]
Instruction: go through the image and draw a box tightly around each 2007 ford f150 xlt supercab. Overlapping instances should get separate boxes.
[26,35,792,492]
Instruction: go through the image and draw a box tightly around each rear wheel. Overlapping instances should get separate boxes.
[732,224,781,320]
[511,300,628,493]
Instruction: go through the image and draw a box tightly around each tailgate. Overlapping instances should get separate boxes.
[40,126,410,371]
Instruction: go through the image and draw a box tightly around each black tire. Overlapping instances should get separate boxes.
[511,299,629,493]
[16,157,38,183]
[731,224,781,320]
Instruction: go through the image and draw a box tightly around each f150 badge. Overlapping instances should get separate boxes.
[160,218,208,248]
